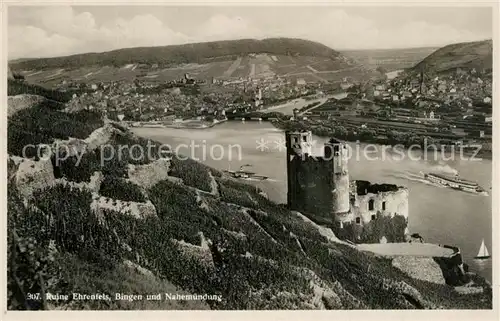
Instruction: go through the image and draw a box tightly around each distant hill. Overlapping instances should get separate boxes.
[10,38,343,70]
[342,47,438,72]
[9,38,368,87]
[412,39,492,74]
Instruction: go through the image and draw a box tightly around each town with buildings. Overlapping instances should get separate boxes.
[282,67,493,154]
[58,72,322,125]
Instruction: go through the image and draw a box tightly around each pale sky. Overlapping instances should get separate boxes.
[8,6,493,59]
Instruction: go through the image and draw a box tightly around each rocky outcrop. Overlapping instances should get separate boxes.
[128,158,171,189]
[50,122,127,159]
[123,260,155,277]
[208,171,219,197]
[13,152,56,200]
[84,123,124,151]
[8,94,47,118]
[51,138,89,158]
[91,196,157,220]
[54,171,104,194]
[454,281,485,295]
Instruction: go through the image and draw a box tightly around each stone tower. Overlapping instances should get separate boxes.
[324,138,350,215]
[286,130,313,206]
[286,131,351,221]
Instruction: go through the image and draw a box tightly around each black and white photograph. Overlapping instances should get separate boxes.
[3,1,497,315]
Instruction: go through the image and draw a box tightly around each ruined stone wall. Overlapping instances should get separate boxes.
[353,187,409,225]
[334,182,410,243]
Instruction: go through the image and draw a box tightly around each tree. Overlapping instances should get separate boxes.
[360,129,376,141]
[335,126,348,138]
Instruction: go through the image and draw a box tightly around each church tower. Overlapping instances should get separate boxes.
[324,138,350,215]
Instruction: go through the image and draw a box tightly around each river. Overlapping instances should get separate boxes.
[132,121,492,282]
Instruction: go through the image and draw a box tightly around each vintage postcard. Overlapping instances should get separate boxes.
[2,0,498,319]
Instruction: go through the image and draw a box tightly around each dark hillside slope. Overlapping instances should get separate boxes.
[412,39,492,73]
[10,38,342,70]
[7,96,492,310]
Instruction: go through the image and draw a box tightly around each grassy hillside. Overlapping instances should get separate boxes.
[7,95,492,310]
[10,38,342,70]
[412,39,492,73]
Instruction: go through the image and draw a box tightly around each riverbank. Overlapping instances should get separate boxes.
[129,118,228,130]
[270,120,492,160]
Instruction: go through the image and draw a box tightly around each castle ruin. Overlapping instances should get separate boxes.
[286,130,409,243]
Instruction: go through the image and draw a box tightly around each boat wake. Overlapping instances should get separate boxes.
[387,170,444,188]
[388,170,489,196]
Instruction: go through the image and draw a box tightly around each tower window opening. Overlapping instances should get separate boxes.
[302,136,307,142]
[355,217,361,224]
[382,201,386,211]
[368,199,375,211]
[293,137,298,143]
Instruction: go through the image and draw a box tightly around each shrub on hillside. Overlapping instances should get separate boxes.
[218,182,256,208]
[111,134,167,165]
[8,184,124,309]
[216,178,276,210]
[8,126,53,159]
[148,180,217,244]
[360,214,408,243]
[7,105,103,158]
[99,176,146,203]
[31,185,122,265]
[8,79,74,102]
[52,150,100,183]
[169,157,212,192]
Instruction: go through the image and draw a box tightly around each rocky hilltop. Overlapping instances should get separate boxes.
[412,39,492,74]
[7,94,492,310]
